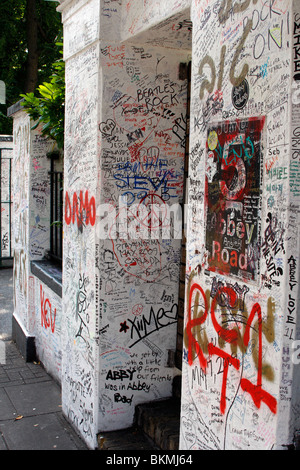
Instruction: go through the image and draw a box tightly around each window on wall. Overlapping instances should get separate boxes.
[48,151,63,265]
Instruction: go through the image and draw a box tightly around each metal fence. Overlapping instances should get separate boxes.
[49,157,63,265]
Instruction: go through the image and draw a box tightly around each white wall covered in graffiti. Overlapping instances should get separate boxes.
[98,42,189,431]
[59,0,100,449]
[49,0,300,449]
[180,0,300,450]
[58,0,192,446]
[12,108,59,356]
[33,278,62,383]
[28,131,54,264]
[0,136,13,260]
[12,111,31,332]
[120,0,191,42]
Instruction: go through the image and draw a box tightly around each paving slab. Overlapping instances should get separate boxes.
[0,388,17,420]
[0,432,7,450]
[5,380,62,417]
[0,340,88,450]
[0,413,86,450]
[0,268,13,341]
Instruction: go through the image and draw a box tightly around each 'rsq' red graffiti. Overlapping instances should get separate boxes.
[186,281,277,415]
[64,190,96,228]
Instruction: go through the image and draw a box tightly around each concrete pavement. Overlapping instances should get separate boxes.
[0,268,88,450]
[0,267,13,342]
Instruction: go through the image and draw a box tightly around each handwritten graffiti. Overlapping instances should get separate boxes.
[106,369,136,381]
[101,44,125,68]
[14,248,27,300]
[294,14,300,81]
[99,119,116,137]
[75,273,90,343]
[109,207,162,282]
[261,212,284,288]
[114,393,133,405]
[137,82,178,111]
[128,303,178,347]
[120,320,129,333]
[113,161,180,205]
[1,232,8,251]
[172,113,187,148]
[184,273,277,415]
[132,304,143,316]
[288,255,297,292]
[218,0,256,24]
[65,190,96,228]
[40,285,56,333]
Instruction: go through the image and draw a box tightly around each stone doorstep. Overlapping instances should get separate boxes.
[98,398,180,451]
[136,398,180,450]
[98,426,158,451]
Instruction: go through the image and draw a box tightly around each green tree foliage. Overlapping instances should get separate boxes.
[0,0,62,135]
[20,47,65,149]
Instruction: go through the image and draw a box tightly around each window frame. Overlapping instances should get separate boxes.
[47,151,63,266]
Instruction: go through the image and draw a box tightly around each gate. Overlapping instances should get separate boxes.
[175,62,191,370]
[0,143,13,267]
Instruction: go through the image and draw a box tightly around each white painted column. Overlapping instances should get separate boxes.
[97,0,191,433]
[0,135,13,262]
[9,106,54,360]
[57,0,101,449]
[58,0,192,445]
[180,0,300,451]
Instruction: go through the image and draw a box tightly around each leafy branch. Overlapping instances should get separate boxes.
[20,43,65,149]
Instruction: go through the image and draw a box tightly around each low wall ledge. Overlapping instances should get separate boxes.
[7,100,24,117]
[31,260,62,298]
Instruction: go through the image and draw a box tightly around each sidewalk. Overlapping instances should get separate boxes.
[0,268,88,450]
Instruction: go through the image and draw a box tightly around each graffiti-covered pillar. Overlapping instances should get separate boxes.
[8,104,56,361]
[56,0,101,449]
[58,0,193,446]
[0,135,13,265]
[96,3,191,433]
[180,0,300,450]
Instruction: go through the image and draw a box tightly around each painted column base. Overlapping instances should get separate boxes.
[12,314,36,362]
